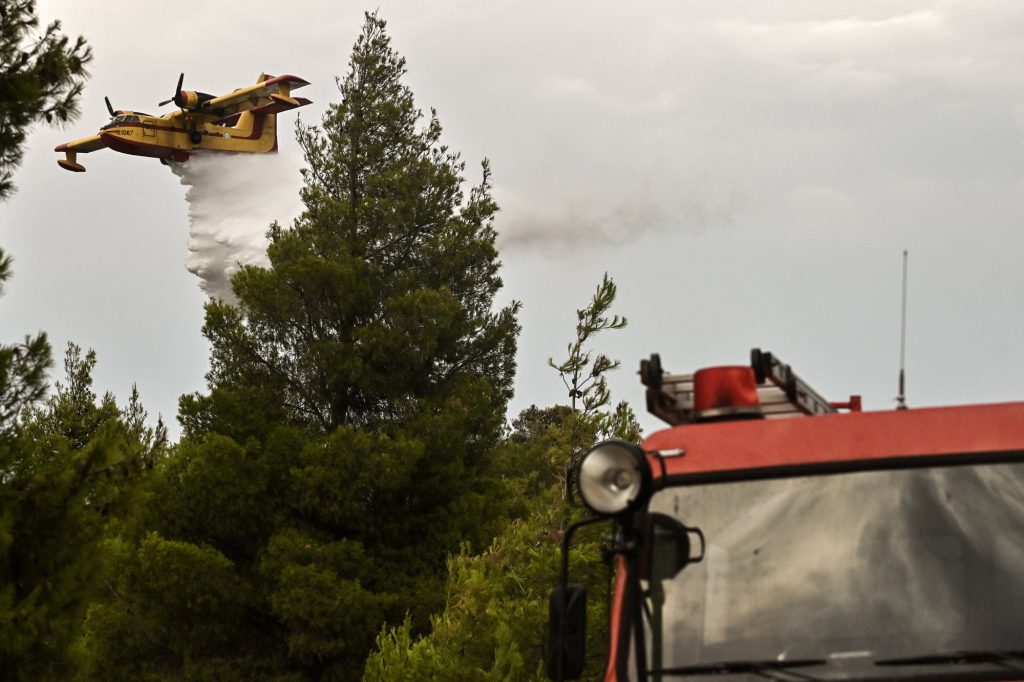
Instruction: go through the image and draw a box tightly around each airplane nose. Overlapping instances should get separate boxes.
[99,130,134,153]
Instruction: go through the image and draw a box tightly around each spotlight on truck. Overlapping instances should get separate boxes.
[577,439,652,516]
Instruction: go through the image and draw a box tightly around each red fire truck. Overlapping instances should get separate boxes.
[547,349,1024,681]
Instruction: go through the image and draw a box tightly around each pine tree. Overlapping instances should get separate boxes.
[85,12,520,679]
[0,250,50,438]
[0,8,116,676]
[364,276,639,682]
[0,0,91,199]
[0,344,158,680]
[179,14,517,441]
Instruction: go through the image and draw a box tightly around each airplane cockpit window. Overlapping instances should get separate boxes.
[101,115,142,130]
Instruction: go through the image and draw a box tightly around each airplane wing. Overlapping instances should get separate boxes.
[54,134,107,172]
[200,74,310,120]
[55,135,106,154]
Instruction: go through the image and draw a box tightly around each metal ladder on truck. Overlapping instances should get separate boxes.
[640,348,862,426]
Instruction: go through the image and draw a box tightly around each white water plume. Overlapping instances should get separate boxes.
[171,153,304,302]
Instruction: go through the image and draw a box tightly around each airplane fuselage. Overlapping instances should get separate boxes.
[97,110,276,162]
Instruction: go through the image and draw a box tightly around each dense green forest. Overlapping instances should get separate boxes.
[0,7,638,680]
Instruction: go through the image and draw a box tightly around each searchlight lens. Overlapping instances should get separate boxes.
[578,440,651,516]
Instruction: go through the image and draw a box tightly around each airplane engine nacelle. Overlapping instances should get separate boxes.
[175,90,215,110]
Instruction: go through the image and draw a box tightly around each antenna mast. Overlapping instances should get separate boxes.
[896,250,908,410]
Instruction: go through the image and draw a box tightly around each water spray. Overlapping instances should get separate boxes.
[170,153,303,302]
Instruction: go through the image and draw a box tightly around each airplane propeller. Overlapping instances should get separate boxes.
[104,96,115,117]
[158,72,185,108]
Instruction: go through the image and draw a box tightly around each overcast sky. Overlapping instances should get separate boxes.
[3,1,1024,437]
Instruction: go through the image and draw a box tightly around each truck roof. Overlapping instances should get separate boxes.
[642,401,1024,483]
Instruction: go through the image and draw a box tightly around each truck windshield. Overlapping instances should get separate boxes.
[641,461,1024,681]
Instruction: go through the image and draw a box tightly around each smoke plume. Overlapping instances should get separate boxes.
[493,176,739,252]
[171,153,304,302]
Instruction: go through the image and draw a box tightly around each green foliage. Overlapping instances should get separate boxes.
[493,405,574,501]
[149,434,275,557]
[549,273,625,417]
[0,249,51,438]
[79,435,292,682]
[0,344,158,681]
[364,276,638,681]
[26,343,117,447]
[85,12,521,679]
[80,532,286,682]
[260,528,391,668]
[363,411,617,682]
[134,534,251,649]
[0,0,92,199]
[549,273,637,460]
[365,500,610,681]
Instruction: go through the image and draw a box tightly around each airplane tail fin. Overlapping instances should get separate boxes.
[229,111,277,154]
[256,73,279,152]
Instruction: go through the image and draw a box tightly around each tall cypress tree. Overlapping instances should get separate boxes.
[84,13,520,680]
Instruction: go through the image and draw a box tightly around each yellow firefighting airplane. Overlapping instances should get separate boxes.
[55,73,311,172]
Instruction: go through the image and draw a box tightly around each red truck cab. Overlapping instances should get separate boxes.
[548,350,1024,682]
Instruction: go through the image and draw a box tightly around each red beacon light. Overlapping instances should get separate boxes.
[693,366,762,421]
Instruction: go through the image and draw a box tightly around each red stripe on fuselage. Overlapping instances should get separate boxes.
[104,117,267,142]
[100,131,174,158]
[97,114,270,159]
